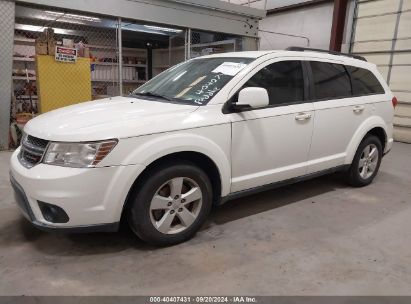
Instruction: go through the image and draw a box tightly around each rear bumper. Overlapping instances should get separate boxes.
[10,173,119,233]
[384,137,394,156]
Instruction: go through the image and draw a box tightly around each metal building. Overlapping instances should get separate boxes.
[350,0,411,143]
[0,0,265,150]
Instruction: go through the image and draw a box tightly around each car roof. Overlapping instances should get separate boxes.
[199,50,278,59]
[198,50,373,67]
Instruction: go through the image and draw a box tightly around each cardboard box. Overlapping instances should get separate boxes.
[35,41,48,55]
[63,39,74,48]
[48,40,57,56]
[83,47,90,58]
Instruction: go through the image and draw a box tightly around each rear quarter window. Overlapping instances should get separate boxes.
[346,66,385,96]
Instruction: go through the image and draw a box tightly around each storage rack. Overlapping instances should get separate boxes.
[12,35,149,103]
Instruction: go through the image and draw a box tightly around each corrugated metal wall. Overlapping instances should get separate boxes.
[351,0,411,143]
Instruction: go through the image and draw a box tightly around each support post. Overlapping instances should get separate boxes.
[329,0,349,52]
[184,29,188,60]
[147,46,152,80]
[187,28,191,60]
[118,17,123,96]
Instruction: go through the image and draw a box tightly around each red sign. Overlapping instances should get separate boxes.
[55,46,77,63]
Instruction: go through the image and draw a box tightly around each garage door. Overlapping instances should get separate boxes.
[351,0,411,143]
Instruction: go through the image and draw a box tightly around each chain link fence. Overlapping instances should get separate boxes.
[0,0,15,150]
[189,30,242,59]
[2,3,254,149]
[9,4,120,147]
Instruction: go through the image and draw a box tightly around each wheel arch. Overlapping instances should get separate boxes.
[121,150,224,222]
[366,127,387,152]
[345,116,388,164]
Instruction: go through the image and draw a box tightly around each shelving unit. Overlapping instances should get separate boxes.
[92,62,146,68]
[88,42,148,97]
[12,76,36,81]
[190,39,237,58]
[13,57,35,62]
[88,44,141,52]
[14,37,35,44]
[13,36,149,99]
[15,95,38,99]
[92,79,145,83]
[12,35,39,116]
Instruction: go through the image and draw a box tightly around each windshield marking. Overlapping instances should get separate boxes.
[194,86,219,105]
[194,74,222,96]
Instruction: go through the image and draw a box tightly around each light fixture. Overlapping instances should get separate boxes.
[143,25,182,33]
[15,23,73,35]
[45,11,101,23]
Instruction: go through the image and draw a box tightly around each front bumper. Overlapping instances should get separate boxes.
[10,174,118,232]
[10,147,145,231]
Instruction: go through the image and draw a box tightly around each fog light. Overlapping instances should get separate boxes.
[38,201,69,223]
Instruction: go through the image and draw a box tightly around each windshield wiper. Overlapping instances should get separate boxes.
[133,91,174,101]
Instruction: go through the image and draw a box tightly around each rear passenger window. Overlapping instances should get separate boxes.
[243,61,304,106]
[346,66,385,95]
[310,61,352,100]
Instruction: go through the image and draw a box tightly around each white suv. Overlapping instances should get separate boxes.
[10,48,395,245]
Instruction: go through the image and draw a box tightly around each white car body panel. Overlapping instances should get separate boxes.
[24,97,200,142]
[101,113,232,197]
[230,101,314,192]
[10,50,394,230]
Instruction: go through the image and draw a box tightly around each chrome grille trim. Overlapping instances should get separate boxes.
[21,141,44,155]
[18,135,49,168]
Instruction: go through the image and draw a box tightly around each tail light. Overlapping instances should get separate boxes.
[392,96,398,108]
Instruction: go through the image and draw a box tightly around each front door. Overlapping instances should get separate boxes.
[229,60,314,193]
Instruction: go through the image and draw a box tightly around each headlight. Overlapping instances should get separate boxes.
[43,139,118,168]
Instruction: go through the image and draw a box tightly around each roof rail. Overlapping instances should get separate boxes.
[286,46,367,62]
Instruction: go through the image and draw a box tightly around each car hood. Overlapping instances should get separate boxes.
[24,96,200,141]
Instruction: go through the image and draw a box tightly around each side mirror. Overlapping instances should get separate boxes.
[236,87,269,109]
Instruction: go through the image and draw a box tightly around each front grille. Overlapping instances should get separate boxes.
[19,135,49,168]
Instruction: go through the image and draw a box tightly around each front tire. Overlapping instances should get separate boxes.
[128,161,213,246]
[346,135,383,187]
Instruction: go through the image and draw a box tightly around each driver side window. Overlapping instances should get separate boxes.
[243,60,304,106]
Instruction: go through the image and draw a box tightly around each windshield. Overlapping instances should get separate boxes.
[132,57,254,105]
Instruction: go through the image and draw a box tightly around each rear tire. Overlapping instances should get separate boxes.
[346,135,382,187]
[127,161,213,246]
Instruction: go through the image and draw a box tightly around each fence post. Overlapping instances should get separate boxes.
[118,17,123,96]
[0,0,15,150]
[187,28,191,60]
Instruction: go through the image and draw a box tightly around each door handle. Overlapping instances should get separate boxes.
[353,105,365,113]
[295,113,312,121]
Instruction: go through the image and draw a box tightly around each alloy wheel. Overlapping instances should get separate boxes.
[149,177,203,234]
[358,143,379,179]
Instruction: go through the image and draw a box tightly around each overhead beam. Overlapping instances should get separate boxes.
[16,0,265,37]
[267,0,331,15]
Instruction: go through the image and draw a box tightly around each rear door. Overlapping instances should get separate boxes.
[306,60,373,173]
